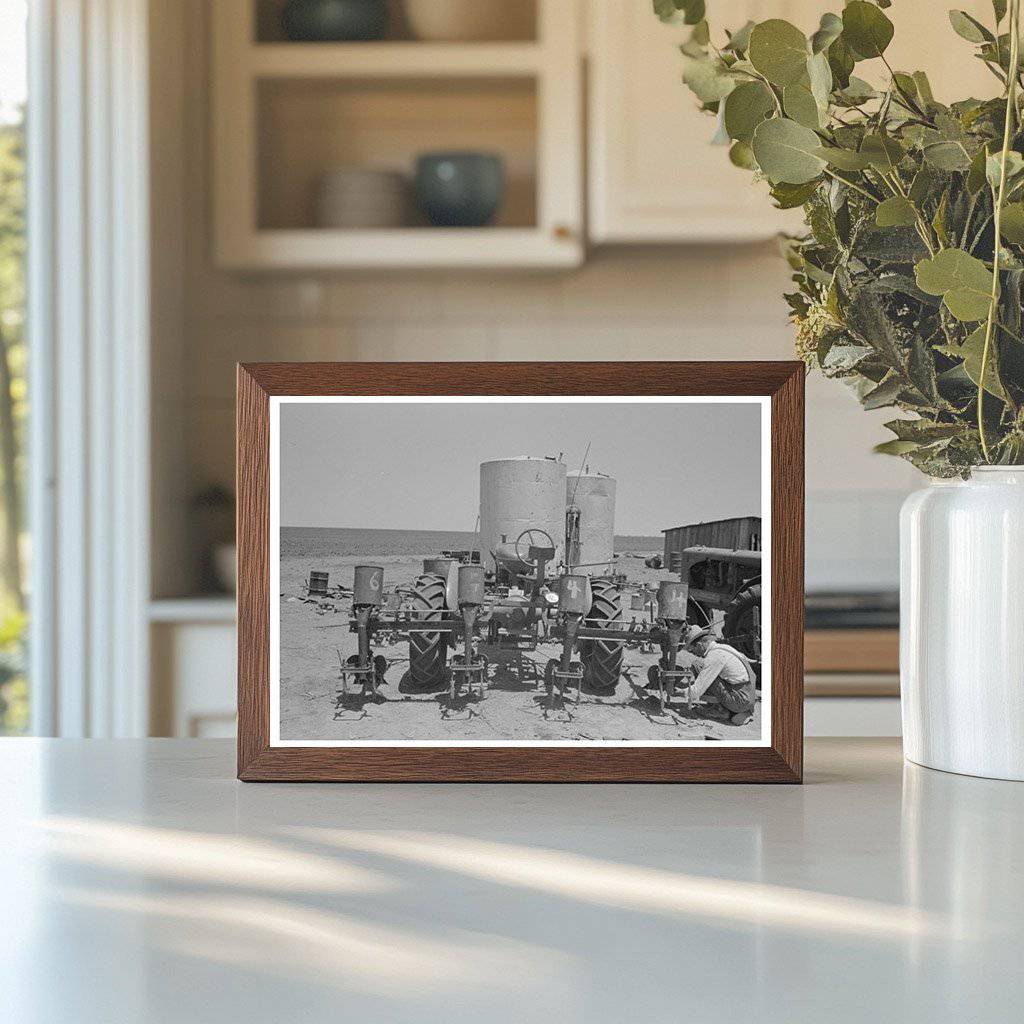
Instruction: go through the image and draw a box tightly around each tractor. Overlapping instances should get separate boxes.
[676,545,762,675]
[403,527,626,700]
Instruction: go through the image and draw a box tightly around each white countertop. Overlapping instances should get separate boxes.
[2,738,1021,1023]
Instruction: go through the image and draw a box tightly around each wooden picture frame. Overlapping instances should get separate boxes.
[237,362,804,782]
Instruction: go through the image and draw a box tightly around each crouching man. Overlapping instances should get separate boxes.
[685,627,756,727]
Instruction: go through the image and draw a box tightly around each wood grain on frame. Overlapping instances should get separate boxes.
[237,362,804,783]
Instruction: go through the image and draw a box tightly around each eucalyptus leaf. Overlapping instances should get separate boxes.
[690,19,710,45]
[892,72,919,100]
[908,335,941,402]
[862,374,902,410]
[815,146,872,171]
[932,190,951,246]
[1000,202,1024,242]
[729,140,758,170]
[915,249,994,321]
[842,1,895,60]
[724,20,755,53]
[847,284,910,371]
[884,419,963,443]
[822,341,874,374]
[876,196,918,228]
[827,36,855,89]
[654,0,705,25]
[752,117,827,184]
[810,12,843,54]
[836,76,877,104]
[874,439,921,455]
[986,150,1024,190]
[958,324,1007,398]
[854,226,929,263]
[948,10,993,44]
[967,143,993,193]
[681,55,737,104]
[711,106,731,145]
[913,71,935,105]
[923,141,973,171]
[748,19,810,87]
[681,0,705,26]
[770,179,820,209]
[724,81,775,143]
[807,51,833,111]
[909,165,937,205]
[657,0,1024,477]
[860,133,906,172]
[653,0,677,24]
[783,83,822,129]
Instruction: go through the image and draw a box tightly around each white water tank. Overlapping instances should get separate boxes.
[479,457,567,571]
[566,471,616,572]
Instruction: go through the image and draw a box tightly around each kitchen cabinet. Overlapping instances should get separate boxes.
[211,0,583,269]
[587,1,811,243]
[587,0,999,244]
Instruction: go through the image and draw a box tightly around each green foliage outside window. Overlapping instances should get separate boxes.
[0,111,28,733]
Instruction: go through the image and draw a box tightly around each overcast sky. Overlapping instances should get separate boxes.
[278,400,762,536]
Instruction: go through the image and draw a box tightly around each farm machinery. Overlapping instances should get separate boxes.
[677,546,762,669]
[302,454,762,718]
[310,528,710,718]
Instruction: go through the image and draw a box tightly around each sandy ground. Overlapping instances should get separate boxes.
[278,553,762,743]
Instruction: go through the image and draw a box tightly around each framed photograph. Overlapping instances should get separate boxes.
[237,362,804,782]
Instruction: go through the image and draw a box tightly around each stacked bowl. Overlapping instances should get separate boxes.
[314,167,409,229]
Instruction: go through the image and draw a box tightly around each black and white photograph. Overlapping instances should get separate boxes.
[270,396,770,746]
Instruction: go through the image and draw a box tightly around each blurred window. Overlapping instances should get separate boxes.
[0,0,28,734]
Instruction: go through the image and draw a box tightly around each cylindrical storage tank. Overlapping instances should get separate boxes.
[479,457,567,572]
[566,471,616,573]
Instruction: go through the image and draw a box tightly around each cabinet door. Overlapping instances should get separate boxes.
[588,1,815,243]
[588,1,1002,245]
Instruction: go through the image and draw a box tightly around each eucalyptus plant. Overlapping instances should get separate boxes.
[658,0,1024,475]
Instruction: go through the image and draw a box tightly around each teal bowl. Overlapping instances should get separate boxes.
[281,0,388,42]
[415,152,505,228]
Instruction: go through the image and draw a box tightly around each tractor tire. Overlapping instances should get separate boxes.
[407,573,449,692]
[724,584,762,672]
[581,578,624,695]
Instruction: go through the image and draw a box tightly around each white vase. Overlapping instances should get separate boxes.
[900,467,1024,780]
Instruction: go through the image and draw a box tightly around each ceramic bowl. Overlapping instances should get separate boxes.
[414,152,505,228]
[280,0,388,42]
[315,168,409,228]
[403,0,533,42]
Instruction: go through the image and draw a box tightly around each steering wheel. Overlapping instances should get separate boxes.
[514,528,555,567]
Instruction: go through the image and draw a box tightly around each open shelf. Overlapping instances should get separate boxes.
[213,0,581,268]
[221,227,578,269]
[257,76,537,232]
[249,42,544,78]
[254,0,538,45]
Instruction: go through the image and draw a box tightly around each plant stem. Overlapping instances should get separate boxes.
[874,167,937,254]
[880,54,930,120]
[750,69,783,116]
[821,167,879,203]
[968,212,994,253]
[979,0,1021,463]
